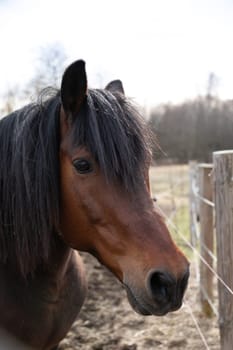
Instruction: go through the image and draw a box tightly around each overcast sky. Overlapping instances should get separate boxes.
[0,0,233,107]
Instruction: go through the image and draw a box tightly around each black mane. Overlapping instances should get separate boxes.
[72,89,151,190]
[0,92,61,276]
[0,89,151,277]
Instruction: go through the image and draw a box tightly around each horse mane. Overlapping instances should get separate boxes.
[0,90,61,277]
[0,88,152,277]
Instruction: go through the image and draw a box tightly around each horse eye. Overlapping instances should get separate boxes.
[73,159,93,174]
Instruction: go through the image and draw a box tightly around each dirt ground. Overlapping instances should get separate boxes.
[58,252,220,350]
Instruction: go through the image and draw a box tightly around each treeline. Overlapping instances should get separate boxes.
[148,96,233,163]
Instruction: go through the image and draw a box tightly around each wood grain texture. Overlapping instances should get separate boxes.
[199,164,214,317]
[214,151,233,350]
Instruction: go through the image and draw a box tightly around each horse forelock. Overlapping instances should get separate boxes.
[0,91,61,277]
[71,89,152,191]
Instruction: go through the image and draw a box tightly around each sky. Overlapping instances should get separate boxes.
[0,0,233,109]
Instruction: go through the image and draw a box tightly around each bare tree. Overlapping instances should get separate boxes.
[1,43,67,116]
[0,86,19,116]
[206,72,219,100]
[24,43,67,98]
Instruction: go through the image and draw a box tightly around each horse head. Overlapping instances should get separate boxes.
[59,60,189,316]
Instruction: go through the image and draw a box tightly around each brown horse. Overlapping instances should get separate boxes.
[0,60,189,349]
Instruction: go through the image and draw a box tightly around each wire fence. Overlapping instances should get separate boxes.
[151,158,233,350]
[156,203,215,349]
[151,164,216,349]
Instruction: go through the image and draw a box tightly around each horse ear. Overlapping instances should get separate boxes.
[105,80,125,95]
[61,60,87,116]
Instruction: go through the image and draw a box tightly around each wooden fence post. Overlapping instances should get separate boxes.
[189,161,198,246]
[198,163,214,317]
[213,150,233,350]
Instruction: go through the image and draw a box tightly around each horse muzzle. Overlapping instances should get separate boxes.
[124,268,189,316]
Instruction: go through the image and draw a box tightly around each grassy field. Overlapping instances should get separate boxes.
[149,164,192,257]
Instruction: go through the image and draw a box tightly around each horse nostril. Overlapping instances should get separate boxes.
[147,270,173,302]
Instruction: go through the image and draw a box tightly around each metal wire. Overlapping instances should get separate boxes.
[184,301,211,350]
[157,204,233,296]
[192,180,215,207]
[199,284,219,317]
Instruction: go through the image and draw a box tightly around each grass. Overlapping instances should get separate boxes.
[150,164,193,257]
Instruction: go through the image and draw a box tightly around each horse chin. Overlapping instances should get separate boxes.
[124,284,170,317]
[126,292,152,316]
